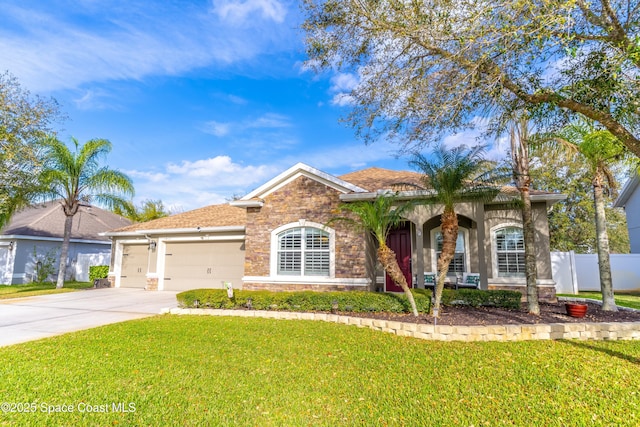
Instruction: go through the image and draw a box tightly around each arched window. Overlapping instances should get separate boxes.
[494,226,525,277]
[276,226,330,276]
[431,228,469,275]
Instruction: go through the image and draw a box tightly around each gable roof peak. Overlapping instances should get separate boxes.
[239,163,368,201]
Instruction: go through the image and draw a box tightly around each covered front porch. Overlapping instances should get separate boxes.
[382,206,487,293]
[378,201,557,301]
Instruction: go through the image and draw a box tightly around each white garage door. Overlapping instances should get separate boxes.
[120,244,148,288]
[163,241,244,291]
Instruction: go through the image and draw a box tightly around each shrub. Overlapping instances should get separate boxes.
[176,289,432,314]
[31,247,58,283]
[441,289,521,309]
[89,265,109,281]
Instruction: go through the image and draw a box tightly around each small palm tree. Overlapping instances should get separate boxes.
[410,144,501,318]
[333,194,419,316]
[544,118,634,311]
[38,136,134,288]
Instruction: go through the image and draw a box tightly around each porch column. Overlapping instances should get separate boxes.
[415,221,425,288]
[476,204,488,290]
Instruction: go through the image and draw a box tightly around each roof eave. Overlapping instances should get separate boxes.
[340,190,567,205]
[613,174,639,208]
[102,226,246,237]
[229,200,264,208]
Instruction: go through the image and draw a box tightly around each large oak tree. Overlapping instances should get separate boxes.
[303,0,639,155]
[0,72,61,226]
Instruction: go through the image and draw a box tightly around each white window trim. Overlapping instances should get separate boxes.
[490,223,526,281]
[270,220,336,279]
[430,227,470,275]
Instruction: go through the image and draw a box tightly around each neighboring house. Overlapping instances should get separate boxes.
[613,173,640,253]
[105,163,564,300]
[0,201,131,284]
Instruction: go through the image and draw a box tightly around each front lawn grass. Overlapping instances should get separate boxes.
[0,281,93,299]
[559,291,640,310]
[1,316,639,426]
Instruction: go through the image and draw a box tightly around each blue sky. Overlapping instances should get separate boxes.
[1,0,504,211]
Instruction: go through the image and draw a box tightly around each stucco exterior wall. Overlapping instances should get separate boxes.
[11,239,111,284]
[625,186,640,253]
[483,202,553,281]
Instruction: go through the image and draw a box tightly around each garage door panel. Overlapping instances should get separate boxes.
[120,244,148,288]
[163,241,244,291]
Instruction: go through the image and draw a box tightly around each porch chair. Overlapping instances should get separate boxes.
[458,273,480,289]
[424,272,436,289]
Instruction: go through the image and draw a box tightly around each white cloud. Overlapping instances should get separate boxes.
[127,170,170,183]
[227,94,248,105]
[330,73,358,92]
[203,121,232,137]
[440,117,509,162]
[249,113,292,129]
[212,0,287,24]
[127,155,279,211]
[199,113,294,140]
[0,1,296,93]
[331,93,356,107]
[167,155,276,186]
[329,72,358,106]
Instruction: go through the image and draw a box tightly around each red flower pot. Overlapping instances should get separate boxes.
[565,303,588,318]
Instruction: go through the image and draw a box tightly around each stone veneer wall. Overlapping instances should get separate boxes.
[146,276,158,291]
[167,308,640,342]
[243,176,370,290]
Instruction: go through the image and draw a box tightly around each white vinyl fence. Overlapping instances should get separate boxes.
[551,251,640,293]
[75,253,111,282]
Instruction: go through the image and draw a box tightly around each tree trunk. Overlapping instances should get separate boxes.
[56,214,73,288]
[593,176,617,311]
[510,118,539,314]
[432,207,458,318]
[520,185,540,315]
[377,242,419,317]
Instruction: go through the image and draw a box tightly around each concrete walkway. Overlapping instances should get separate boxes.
[0,288,178,347]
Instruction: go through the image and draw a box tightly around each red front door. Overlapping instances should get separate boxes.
[385,224,412,292]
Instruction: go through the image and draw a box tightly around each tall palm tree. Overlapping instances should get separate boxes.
[509,117,540,314]
[333,194,419,316]
[544,118,633,311]
[39,136,134,288]
[410,144,501,318]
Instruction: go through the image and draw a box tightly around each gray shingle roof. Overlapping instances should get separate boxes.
[1,201,131,241]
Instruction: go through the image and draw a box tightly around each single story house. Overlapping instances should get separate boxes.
[105,163,564,300]
[613,173,640,253]
[0,201,131,284]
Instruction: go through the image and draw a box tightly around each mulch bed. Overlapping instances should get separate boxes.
[340,301,640,326]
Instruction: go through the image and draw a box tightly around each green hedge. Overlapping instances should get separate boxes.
[441,289,522,309]
[176,289,431,314]
[176,288,522,313]
[89,265,109,281]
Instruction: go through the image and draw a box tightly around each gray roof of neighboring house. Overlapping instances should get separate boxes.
[1,201,132,241]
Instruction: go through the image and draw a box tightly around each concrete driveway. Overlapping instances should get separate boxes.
[0,288,178,347]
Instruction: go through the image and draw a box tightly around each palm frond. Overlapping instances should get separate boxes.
[331,193,415,244]
[410,143,501,208]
